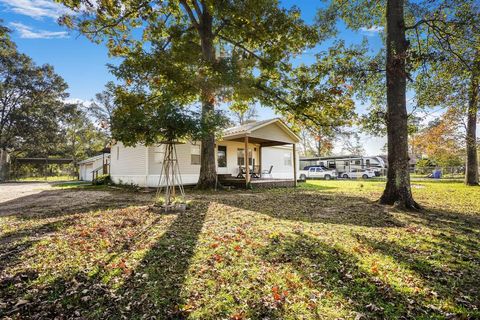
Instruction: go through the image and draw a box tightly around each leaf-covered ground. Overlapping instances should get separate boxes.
[0,180,479,319]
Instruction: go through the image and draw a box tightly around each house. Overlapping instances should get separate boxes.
[78,153,110,181]
[108,118,300,188]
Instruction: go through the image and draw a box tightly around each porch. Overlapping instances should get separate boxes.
[217,175,296,189]
[218,119,300,188]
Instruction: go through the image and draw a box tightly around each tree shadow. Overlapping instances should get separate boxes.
[0,188,154,275]
[210,189,404,228]
[0,202,208,320]
[355,230,480,314]
[0,216,77,273]
[260,232,450,319]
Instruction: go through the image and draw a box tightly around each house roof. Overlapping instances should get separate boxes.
[222,118,300,144]
[77,154,109,165]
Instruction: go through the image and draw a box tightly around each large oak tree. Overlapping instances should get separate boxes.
[57,0,318,188]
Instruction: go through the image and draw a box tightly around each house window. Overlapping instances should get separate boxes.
[191,145,201,165]
[217,146,227,167]
[237,148,252,166]
[116,146,120,160]
[284,153,292,166]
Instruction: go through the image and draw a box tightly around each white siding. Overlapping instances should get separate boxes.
[110,142,148,186]
[79,156,106,181]
[249,122,296,144]
[261,145,299,179]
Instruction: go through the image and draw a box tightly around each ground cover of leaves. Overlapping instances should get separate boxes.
[0,180,479,319]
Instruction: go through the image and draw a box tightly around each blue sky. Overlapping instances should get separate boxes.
[0,0,389,155]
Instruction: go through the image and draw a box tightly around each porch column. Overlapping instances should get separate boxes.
[258,145,262,178]
[244,135,250,186]
[293,143,297,187]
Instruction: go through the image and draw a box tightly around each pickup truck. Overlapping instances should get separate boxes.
[299,166,337,181]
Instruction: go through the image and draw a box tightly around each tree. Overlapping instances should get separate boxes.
[298,128,334,157]
[229,102,258,125]
[0,24,69,156]
[329,0,480,208]
[89,81,117,137]
[341,132,365,155]
[57,0,318,189]
[411,109,464,168]
[412,0,480,185]
[62,103,109,163]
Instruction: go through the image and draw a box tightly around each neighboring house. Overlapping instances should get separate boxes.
[78,153,110,181]
[108,118,300,188]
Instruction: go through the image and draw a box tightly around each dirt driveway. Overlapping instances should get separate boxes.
[0,182,153,217]
[0,182,54,204]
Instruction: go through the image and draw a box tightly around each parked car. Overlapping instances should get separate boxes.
[341,168,376,179]
[299,166,337,180]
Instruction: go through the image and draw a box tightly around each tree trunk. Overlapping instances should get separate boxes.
[196,7,218,189]
[465,59,479,186]
[379,0,420,209]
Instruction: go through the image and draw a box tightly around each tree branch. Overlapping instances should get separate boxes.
[180,0,200,30]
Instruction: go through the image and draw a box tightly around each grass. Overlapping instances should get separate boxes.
[14,175,77,182]
[0,180,479,319]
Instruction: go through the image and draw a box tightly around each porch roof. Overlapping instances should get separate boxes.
[221,118,300,146]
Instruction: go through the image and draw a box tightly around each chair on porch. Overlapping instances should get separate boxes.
[252,165,261,179]
[236,166,246,178]
[262,165,273,178]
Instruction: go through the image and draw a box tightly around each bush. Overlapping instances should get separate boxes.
[92,174,111,185]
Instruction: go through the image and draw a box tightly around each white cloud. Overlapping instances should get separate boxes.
[10,22,68,39]
[360,26,384,36]
[0,0,71,20]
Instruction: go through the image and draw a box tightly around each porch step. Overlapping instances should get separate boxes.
[217,174,233,181]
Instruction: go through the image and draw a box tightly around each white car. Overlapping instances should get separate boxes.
[342,169,376,179]
[299,166,337,180]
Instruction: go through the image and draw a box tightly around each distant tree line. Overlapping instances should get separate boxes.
[0,23,108,178]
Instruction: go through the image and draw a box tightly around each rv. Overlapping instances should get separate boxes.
[300,155,386,177]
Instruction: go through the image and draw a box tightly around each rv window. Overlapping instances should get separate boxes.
[284,153,292,166]
[328,161,335,169]
[365,159,370,166]
[355,160,361,165]
[344,161,349,166]
[191,145,201,165]
[217,146,227,167]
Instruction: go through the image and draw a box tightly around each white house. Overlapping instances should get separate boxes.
[78,153,110,181]
[108,118,300,188]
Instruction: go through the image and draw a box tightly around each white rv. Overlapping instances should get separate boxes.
[300,156,386,177]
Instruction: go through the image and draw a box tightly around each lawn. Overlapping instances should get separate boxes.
[0,180,479,319]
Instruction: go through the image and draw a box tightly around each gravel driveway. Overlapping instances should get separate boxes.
[0,182,54,204]
[0,182,153,217]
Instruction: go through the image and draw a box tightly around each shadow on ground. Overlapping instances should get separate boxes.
[0,201,207,319]
[209,188,404,228]
[1,186,479,319]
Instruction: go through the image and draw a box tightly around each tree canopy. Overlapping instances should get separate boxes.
[0,24,69,156]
